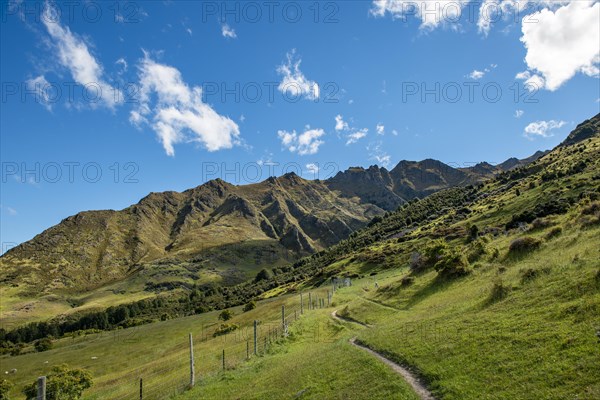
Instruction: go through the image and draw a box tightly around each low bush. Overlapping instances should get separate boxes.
[400,276,415,287]
[529,217,553,231]
[34,337,53,352]
[520,267,551,283]
[508,237,542,254]
[434,248,470,278]
[242,301,256,312]
[545,226,563,240]
[213,323,239,337]
[488,278,510,302]
[219,310,233,321]
[466,239,489,263]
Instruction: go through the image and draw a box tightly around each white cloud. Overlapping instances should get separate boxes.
[514,109,524,118]
[257,151,274,166]
[221,24,237,39]
[26,75,53,110]
[335,114,349,132]
[467,64,496,80]
[468,70,486,80]
[186,28,193,36]
[367,141,391,168]
[131,53,240,156]
[376,123,385,135]
[335,114,369,144]
[371,0,468,30]
[519,0,600,91]
[524,119,566,138]
[391,129,399,136]
[277,50,319,101]
[115,58,128,74]
[41,4,122,108]
[515,70,546,91]
[346,129,368,145]
[277,127,325,155]
[305,163,320,175]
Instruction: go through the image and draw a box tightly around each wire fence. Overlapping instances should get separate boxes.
[31,288,337,400]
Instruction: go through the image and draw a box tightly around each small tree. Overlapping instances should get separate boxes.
[34,338,53,352]
[243,301,256,312]
[254,268,272,283]
[219,310,233,321]
[23,365,92,400]
[468,224,479,241]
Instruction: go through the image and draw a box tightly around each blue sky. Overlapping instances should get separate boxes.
[1,0,599,249]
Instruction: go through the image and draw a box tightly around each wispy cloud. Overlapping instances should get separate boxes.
[367,141,391,168]
[41,3,122,109]
[335,115,368,145]
[26,75,53,110]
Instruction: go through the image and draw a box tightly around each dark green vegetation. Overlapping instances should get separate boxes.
[0,114,598,399]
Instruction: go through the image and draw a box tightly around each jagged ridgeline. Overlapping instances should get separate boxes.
[0,114,597,332]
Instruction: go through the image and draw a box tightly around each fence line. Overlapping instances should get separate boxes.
[30,289,334,400]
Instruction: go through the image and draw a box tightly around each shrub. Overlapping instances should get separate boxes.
[468,224,479,241]
[520,267,551,283]
[254,268,272,283]
[488,278,510,302]
[400,276,415,287]
[34,337,53,352]
[213,323,239,337]
[409,252,426,272]
[434,248,470,278]
[508,237,542,254]
[529,217,553,231]
[9,343,23,356]
[466,239,489,263]
[0,379,12,400]
[23,365,92,400]
[242,301,256,312]
[218,310,233,321]
[545,226,562,240]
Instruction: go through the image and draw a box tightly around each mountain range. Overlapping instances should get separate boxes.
[0,150,551,294]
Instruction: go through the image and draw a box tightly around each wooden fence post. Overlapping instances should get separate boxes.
[246,340,249,360]
[139,378,143,400]
[189,333,195,387]
[308,292,312,310]
[281,305,286,335]
[253,320,258,355]
[222,349,225,371]
[36,376,46,400]
[300,293,304,314]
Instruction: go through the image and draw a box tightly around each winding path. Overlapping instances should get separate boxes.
[331,310,437,400]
